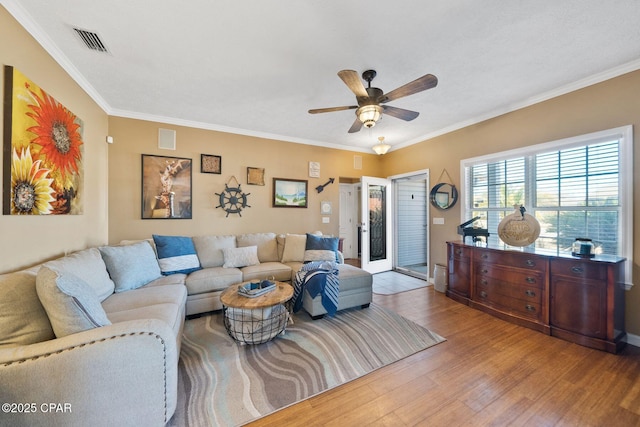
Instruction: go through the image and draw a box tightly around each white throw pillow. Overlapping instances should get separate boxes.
[36,266,111,338]
[222,246,260,268]
[303,249,337,263]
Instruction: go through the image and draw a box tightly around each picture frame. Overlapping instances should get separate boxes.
[3,65,84,215]
[200,154,221,174]
[247,167,265,185]
[273,178,307,208]
[141,154,192,219]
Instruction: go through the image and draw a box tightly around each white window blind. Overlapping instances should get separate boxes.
[461,126,633,287]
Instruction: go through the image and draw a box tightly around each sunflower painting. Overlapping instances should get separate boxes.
[3,66,83,215]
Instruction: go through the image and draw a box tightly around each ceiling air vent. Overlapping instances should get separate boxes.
[73,27,109,53]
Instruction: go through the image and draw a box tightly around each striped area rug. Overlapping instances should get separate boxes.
[169,304,445,427]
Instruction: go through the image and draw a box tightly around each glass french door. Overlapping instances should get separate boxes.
[360,176,392,273]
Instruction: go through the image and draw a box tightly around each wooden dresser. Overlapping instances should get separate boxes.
[447,242,626,353]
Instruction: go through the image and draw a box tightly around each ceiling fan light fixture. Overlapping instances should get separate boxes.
[372,136,391,155]
[357,105,383,128]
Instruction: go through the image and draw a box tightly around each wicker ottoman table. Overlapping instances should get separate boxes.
[220,281,293,344]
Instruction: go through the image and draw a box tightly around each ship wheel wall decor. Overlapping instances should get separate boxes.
[215,176,250,217]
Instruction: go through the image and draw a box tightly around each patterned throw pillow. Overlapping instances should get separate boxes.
[153,235,202,275]
[222,246,260,268]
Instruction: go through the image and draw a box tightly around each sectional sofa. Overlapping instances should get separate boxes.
[0,232,372,426]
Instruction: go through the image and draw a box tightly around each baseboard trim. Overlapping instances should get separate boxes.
[627,332,640,348]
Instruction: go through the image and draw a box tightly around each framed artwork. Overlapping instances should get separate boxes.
[247,167,265,185]
[309,161,320,178]
[3,65,84,215]
[201,154,221,174]
[141,154,192,219]
[273,178,307,208]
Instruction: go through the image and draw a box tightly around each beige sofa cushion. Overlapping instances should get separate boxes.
[241,262,293,282]
[0,270,55,348]
[45,247,115,301]
[185,267,243,295]
[280,233,307,262]
[36,266,111,338]
[192,235,236,268]
[237,233,278,262]
[102,284,187,337]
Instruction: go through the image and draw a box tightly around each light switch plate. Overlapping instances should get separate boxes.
[322,217,330,223]
[433,217,445,225]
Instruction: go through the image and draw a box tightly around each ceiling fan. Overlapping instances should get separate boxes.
[308,69,438,133]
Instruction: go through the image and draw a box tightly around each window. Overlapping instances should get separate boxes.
[461,126,633,287]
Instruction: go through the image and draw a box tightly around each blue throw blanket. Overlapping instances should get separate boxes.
[291,261,339,316]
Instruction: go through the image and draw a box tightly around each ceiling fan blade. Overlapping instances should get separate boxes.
[338,70,368,99]
[383,105,420,121]
[347,117,364,133]
[308,105,358,114]
[380,73,438,103]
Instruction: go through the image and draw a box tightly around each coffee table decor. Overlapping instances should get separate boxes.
[237,279,276,298]
[220,281,293,344]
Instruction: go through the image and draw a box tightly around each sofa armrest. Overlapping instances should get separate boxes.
[0,319,178,427]
[337,251,344,264]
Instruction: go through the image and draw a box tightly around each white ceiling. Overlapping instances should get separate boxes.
[4,0,640,153]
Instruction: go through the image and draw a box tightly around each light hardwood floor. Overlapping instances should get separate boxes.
[247,277,640,426]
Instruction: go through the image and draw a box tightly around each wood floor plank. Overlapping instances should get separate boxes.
[246,283,640,427]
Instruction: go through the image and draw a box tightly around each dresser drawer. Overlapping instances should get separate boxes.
[550,259,607,281]
[475,275,542,304]
[476,281,542,320]
[449,243,471,260]
[474,249,546,272]
[475,263,544,289]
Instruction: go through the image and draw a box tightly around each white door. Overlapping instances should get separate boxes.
[360,176,393,273]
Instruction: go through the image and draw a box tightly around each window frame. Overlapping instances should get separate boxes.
[460,125,633,289]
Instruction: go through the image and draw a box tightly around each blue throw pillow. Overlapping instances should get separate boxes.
[305,233,339,262]
[153,235,202,275]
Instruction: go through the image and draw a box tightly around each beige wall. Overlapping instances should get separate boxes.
[107,117,382,244]
[382,70,640,336]
[3,4,639,337]
[0,7,109,273]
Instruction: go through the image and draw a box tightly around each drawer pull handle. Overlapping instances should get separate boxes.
[525,304,536,312]
[480,279,488,285]
[525,277,536,284]
[456,249,462,255]
[571,266,584,274]
[525,260,535,267]
[481,269,488,274]
[481,254,488,259]
[479,291,488,298]
[525,290,536,297]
